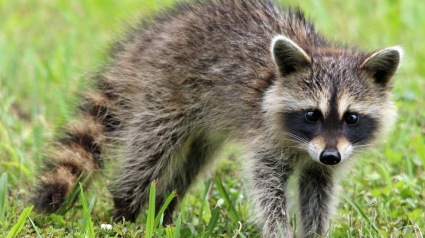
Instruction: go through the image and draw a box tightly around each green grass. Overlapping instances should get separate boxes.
[1,0,424,237]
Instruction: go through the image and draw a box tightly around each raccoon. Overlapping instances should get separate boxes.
[33,0,403,237]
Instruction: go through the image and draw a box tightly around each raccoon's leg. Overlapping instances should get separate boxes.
[154,133,220,223]
[298,163,335,238]
[111,125,184,223]
[112,126,217,223]
[245,147,295,238]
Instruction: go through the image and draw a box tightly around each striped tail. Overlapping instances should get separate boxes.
[33,77,120,213]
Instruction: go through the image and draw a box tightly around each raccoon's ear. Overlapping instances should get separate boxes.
[271,35,311,77]
[359,46,403,87]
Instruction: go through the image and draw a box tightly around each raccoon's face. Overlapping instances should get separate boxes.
[264,35,403,165]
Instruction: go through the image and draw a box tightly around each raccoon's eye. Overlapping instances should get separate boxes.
[345,114,359,125]
[305,110,320,122]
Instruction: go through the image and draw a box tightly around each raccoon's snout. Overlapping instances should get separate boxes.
[319,149,341,165]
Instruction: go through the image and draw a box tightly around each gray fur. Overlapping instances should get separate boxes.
[34,0,402,237]
[298,163,335,237]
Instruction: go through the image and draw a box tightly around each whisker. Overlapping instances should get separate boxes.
[353,144,372,149]
[277,136,309,145]
[288,146,309,150]
[280,131,309,144]
[351,133,374,145]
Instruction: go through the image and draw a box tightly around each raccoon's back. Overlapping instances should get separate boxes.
[102,0,326,123]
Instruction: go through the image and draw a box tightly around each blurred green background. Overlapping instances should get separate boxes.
[0,0,424,237]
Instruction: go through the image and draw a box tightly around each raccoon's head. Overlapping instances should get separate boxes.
[264,35,403,165]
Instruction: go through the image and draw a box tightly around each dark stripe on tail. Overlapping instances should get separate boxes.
[82,103,121,133]
[58,130,102,166]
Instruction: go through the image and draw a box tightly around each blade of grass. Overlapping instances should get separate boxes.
[165,227,174,238]
[374,163,392,190]
[28,216,43,238]
[198,179,211,224]
[145,180,157,238]
[200,226,206,237]
[214,176,240,223]
[0,173,8,222]
[157,214,164,236]
[7,205,33,238]
[57,172,91,215]
[343,193,382,237]
[154,189,176,228]
[173,214,182,238]
[204,206,220,238]
[79,184,96,238]
[277,221,285,238]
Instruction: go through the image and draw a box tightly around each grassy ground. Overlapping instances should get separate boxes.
[1,0,424,237]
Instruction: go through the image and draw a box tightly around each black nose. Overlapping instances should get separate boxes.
[319,149,341,165]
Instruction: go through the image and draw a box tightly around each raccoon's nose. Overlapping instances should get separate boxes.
[319,149,341,165]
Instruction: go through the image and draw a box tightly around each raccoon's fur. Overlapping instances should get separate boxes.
[33,0,403,237]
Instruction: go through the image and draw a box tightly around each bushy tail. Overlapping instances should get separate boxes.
[33,77,120,213]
